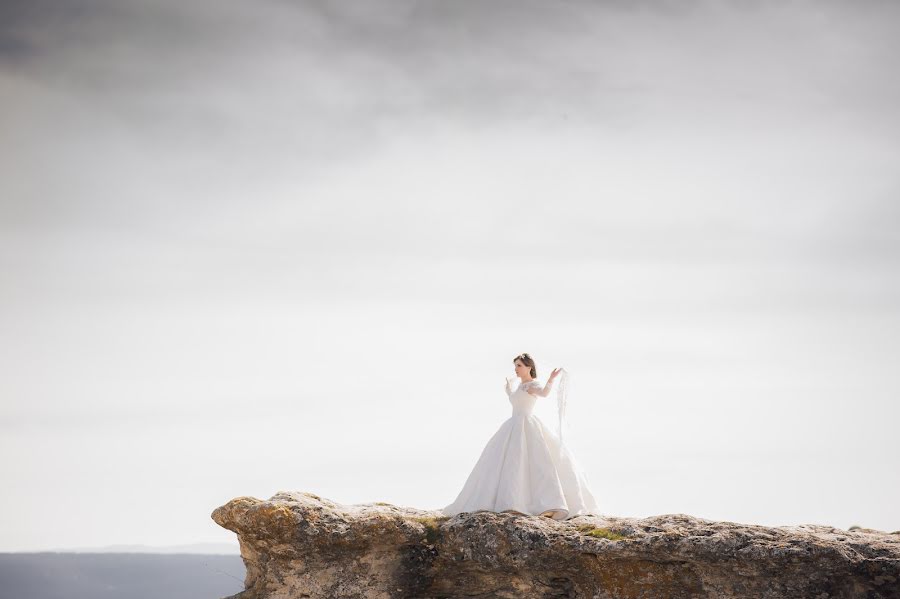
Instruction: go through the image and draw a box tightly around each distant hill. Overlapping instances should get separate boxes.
[38,542,240,555]
[0,552,245,599]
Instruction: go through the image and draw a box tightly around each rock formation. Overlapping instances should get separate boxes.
[211,491,900,599]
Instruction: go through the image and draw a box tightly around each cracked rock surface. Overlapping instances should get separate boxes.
[211,491,900,599]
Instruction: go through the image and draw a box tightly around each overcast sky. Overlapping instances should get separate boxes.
[1,0,899,552]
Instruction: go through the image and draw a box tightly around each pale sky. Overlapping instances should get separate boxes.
[1,0,899,552]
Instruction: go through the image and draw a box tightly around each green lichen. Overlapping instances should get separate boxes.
[577,524,628,541]
[410,515,445,544]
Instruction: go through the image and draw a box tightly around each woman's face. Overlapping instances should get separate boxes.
[514,359,529,378]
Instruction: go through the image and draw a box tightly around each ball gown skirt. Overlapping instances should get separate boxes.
[440,379,600,521]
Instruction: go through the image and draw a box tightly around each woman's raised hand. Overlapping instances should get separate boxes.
[549,367,562,380]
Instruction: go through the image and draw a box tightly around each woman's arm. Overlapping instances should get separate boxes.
[527,368,562,397]
[529,378,554,398]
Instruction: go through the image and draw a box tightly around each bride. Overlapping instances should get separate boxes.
[440,352,600,520]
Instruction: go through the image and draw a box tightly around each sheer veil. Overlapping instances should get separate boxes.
[555,367,571,446]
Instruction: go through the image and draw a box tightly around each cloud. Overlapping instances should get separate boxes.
[0,0,898,257]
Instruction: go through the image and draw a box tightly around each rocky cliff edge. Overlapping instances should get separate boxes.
[211,491,899,599]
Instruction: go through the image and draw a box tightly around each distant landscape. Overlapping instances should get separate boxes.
[0,550,245,599]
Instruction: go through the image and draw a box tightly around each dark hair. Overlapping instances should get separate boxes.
[513,353,537,378]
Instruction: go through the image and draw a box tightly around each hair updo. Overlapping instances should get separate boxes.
[513,352,537,378]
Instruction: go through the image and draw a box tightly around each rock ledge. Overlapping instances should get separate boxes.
[211,491,900,599]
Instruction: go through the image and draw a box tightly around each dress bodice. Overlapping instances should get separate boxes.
[508,380,541,417]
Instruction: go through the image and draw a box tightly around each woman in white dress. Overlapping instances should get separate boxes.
[440,353,600,520]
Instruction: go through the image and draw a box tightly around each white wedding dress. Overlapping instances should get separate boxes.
[440,378,600,520]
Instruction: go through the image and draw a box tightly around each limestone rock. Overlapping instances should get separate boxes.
[211,491,900,599]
